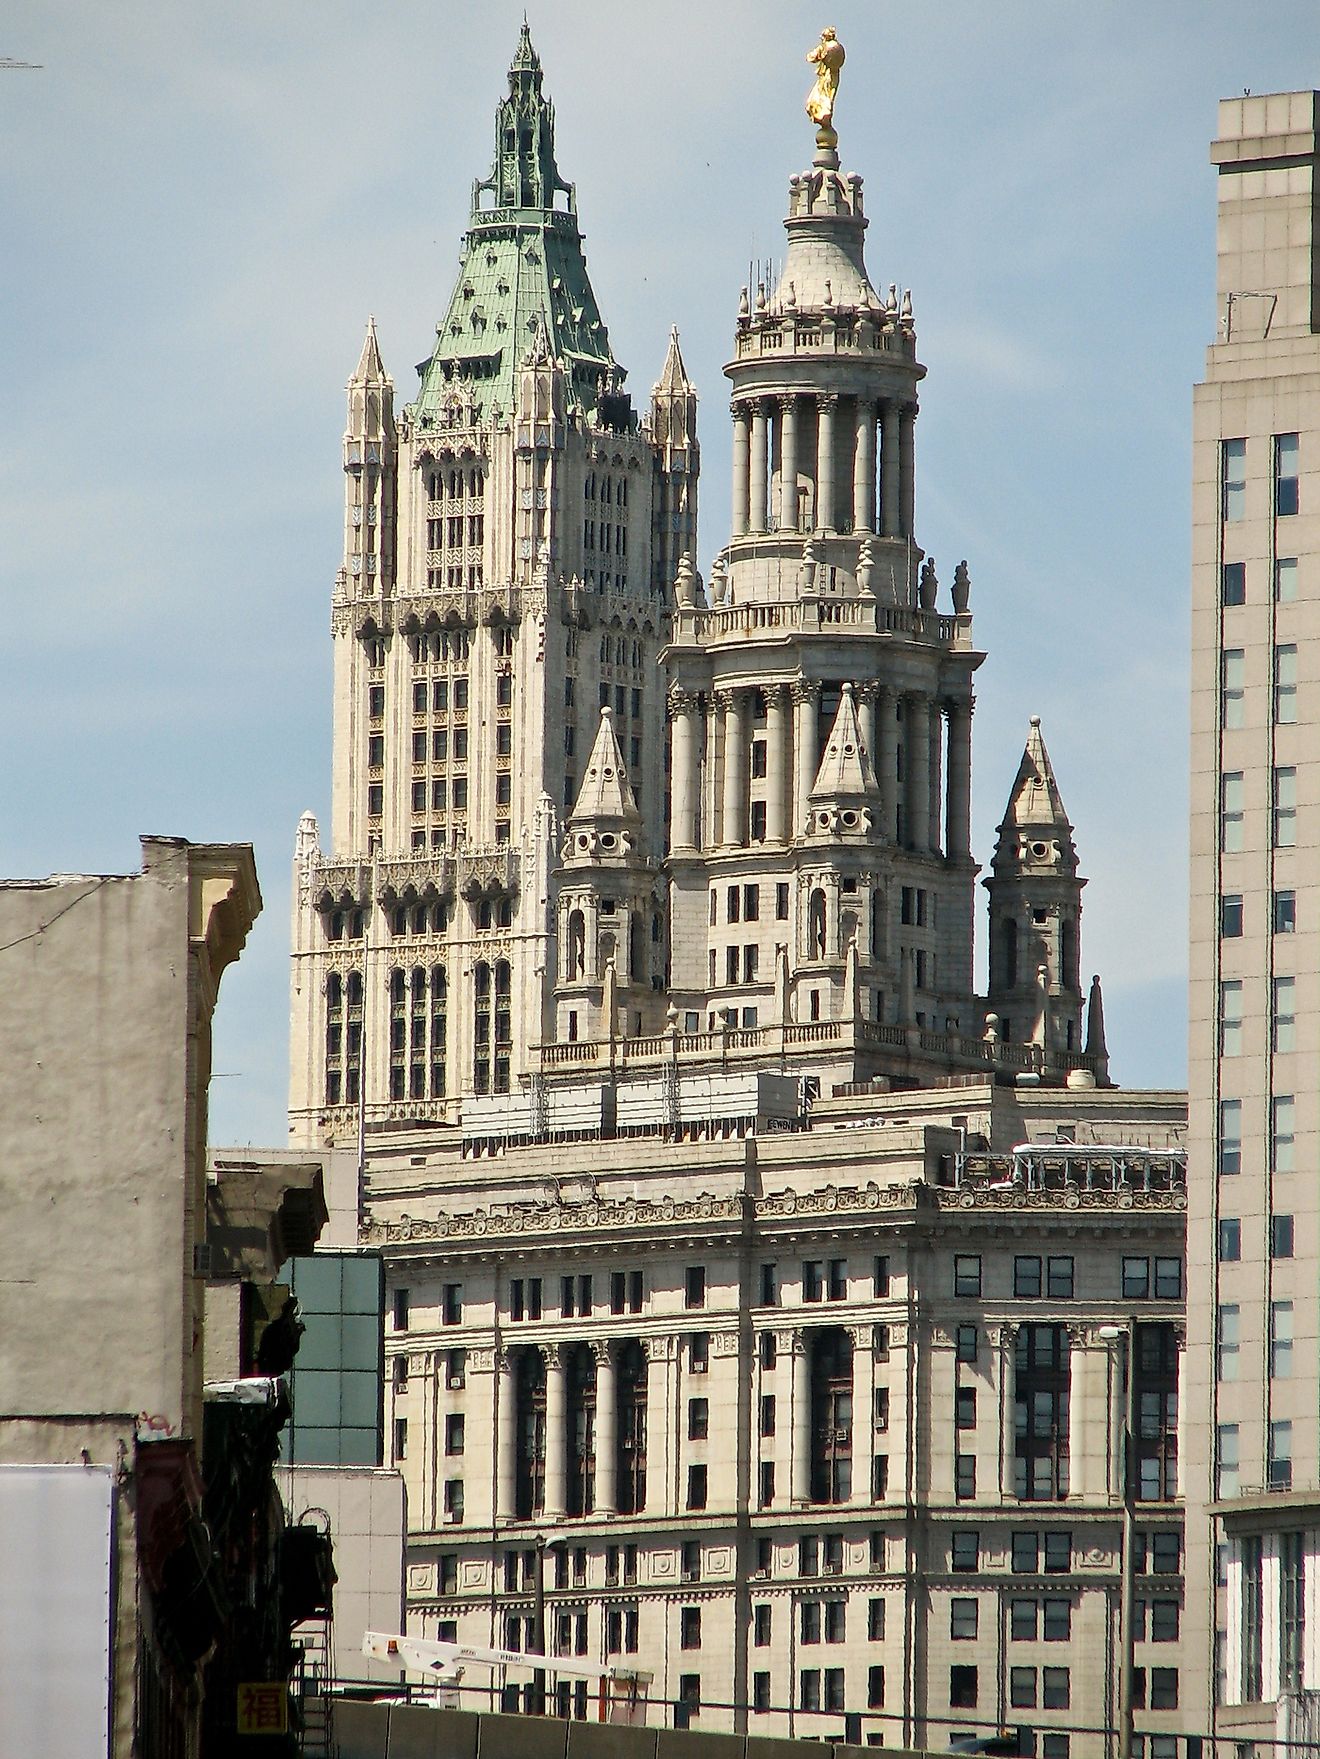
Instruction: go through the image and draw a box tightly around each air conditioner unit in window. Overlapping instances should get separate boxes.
[751,1567,769,1580]
[822,1561,841,1575]
[682,1568,700,1583]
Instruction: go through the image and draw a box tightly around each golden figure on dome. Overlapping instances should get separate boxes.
[805,27,845,146]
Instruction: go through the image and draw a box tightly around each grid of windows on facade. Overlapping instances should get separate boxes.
[582,470,631,592]
[473,959,511,1093]
[425,461,485,590]
[388,965,447,1100]
[409,635,472,849]
[507,1339,649,1520]
[324,969,363,1105]
[1014,1325,1070,1501]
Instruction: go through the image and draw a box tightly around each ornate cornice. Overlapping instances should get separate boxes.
[364,1190,746,1247]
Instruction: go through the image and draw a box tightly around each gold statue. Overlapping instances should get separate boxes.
[805,27,845,147]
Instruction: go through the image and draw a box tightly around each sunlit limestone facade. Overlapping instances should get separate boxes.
[288,28,698,1142]
[1185,91,1320,1746]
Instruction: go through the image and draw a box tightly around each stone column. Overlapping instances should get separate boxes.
[946,697,973,860]
[1067,1328,1089,1500]
[496,1349,517,1522]
[853,398,877,532]
[792,1330,813,1504]
[669,688,700,851]
[880,400,901,539]
[876,684,898,842]
[705,694,721,846]
[999,1325,1019,1501]
[904,692,930,851]
[793,681,820,837]
[731,403,750,537]
[594,1342,617,1517]
[719,689,748,847]
[816,394,838,531]
[856,682,877,768]
[750,401,770,532]
[927,699,944,856]
[779,396,800,531]
[765,685,789,843]
[544,1345,567,1519]
[899,403,917,538]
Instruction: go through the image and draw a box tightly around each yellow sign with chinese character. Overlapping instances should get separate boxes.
[236,1682,288,1735]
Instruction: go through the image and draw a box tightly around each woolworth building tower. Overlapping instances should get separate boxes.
[289,27,1111,1149]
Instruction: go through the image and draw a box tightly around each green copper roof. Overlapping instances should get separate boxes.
[409,26,620,430]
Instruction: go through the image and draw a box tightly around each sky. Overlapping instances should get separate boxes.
[3,2,1317,1145]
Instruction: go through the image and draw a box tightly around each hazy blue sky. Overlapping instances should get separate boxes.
[4,3,1316,1144]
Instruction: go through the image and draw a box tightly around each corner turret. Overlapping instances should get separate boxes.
[341,316,396,599]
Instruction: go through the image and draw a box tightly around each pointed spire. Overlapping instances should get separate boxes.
[653,326,694,398]
[992,716,1077,875]
[1085,974,1108,1063]
[351,315,389,386]
[810,682,880,800]
[510,17,542,81]
[568,707,641,827]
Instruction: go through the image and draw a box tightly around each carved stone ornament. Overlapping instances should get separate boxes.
[712,1330,741,1358]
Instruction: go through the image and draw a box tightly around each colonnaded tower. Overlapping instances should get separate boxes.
[290,28,1111,1152]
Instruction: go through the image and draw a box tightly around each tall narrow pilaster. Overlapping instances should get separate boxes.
[881,400,901,538]
[899,403,916,537]
[793,682,820,836]
[669,688,701,850]
[853,398,876,532]
[594,1342,617,1517]
[544,1345,567,1518]
[791,1330,812,1504]
[750,402,770,532]
[779,396,800,531]
[765,685,789,843]
[719,689,749,847]
[496,1350,517,1522]
[946,697,972,859]
[877,684,898,841]
[927,699,944,857]
[904,691,930,851]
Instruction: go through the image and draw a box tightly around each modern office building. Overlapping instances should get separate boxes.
[1186,91,1320,1743]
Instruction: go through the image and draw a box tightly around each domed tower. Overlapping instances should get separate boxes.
[663,35,983,1052]
[555,708,665,1043]
[983,717,1088,1054]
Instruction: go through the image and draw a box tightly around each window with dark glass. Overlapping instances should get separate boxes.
[810,1327,854,1503]
[1014,1325,1070,1500]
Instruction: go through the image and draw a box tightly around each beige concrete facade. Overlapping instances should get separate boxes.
[1186,90,1320,1743]
[365,1082,1186,1750]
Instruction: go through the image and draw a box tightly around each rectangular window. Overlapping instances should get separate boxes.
[1219,1100,1242,1176]
[445,1413,465,1456]
[956,1324,978,1364]
[1274,976,1296,1051]
[1042,1666,1071,1709]
[776,882,790,919]
[950,1665,978,1709]
[1221,893,1244,937]
[689,1332,708,1373]
[952,1531,979,1572]
[1271,1302,1294,1379]
[1010,1666,1037,1709]
[743,884,760,921]
[1272,1214,1294,1258]
[954,1255,982,1297]
[760,1393,777,1437]
[1275,644,1298,723]
[1274,1095,1295,1171]
[1044,1599,1072,1641]
[1222,648,1246,729]
[685,1265,706,1309]
[1044,1532,1071,1573]
[1123,1257,1150,1299]
[1222,560,1247,605]
[752,1673,770,1714]
[1221,772,1244,852]
[1276,432,1300,516]
[956,1455,977,1500]
[678,1675,700,1724]
[443,1478,463,1522]
[686,1464,707,1510]
[1011,1531,1039,1574]
[758,1461,775,1506]
[760,1262,778,1306]
[951,1597,979,1640]
[956,1387,977,1430]
[754,1604,772,1647]
[799,1670,820,1713]
[393,1417,408,1462]
[1219,1217,1241,1261]
[803,1260,824,1302]
[1014,1256,1042,1298]
[680,1606,701,1650]
[759,1332,777,1369]
[868,1665,885,1708]
[1048,1256,1075,1298]
[688,1397,709,1441]
[1276,889,1297,933]
[393,1287,410,1331]
[1216,1422,1240,1498]
[828,1258,848,1300]
[1274,766,1297,847]
[1217,1305,1240,1382]
[1011,1599,1038,1641]
[1220,979,1244,1055]
[868,1598,885,1640]
[1276,556,1299,601]
[1222,437,1247,521]
[1154,1258,1182,1299]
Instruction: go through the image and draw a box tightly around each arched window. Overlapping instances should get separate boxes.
[325,972,345,1104]
[409,967,428,1099]
[430,966,447,1097]
[494,961,512,1094]
[344,972,364,1105]
[1003,915,1019,989]
[810,1327,854,1504]
[497,897,513,929]
[808,889,828,961]
[565,1344,597,1517]
[617,1342,648,1515]
[473,962,491,1093]
[515,1348,547,1520]
[388,968,406,1100]
[840,909,859,954]
[566,910,586,981]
